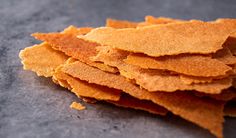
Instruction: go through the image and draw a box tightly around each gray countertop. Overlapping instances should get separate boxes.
[0,0,236,138]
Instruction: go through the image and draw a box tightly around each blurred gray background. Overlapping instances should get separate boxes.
[0,0,236,138]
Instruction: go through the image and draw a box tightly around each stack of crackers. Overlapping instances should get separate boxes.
[19,16,236,138]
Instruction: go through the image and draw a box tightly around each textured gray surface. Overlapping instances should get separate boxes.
[0,0,236,138]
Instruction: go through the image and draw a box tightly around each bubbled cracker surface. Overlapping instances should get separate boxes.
[81,21,231,57]
[124,53,231,77]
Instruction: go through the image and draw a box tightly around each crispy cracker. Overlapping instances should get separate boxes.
[52,76,72,90]
[53,66,121,101]
[106,18,138,28]
[70,102,86,110]
[19,43,68,77]
[62,26,93,36]
[221,31,236,56]
[195,88,236,101]
[62,60,224,138]
[180,75,213,85]
[124,53,231,77]
[92,47,232,94]
[32,33,118,73]
[213,47,236,65]
[80,21,231,57]
[107,94,168,115]
[145,15,184,24]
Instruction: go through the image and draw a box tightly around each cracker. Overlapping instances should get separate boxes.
[53,65,121,101]
[221,31,236,57]
[107,94,168,115]
[32,33,118,73]
[195,88,236,101]
[213,47,236,65]
[62,60,224,138]
[80,21,231,57]
[62,26,93,36]
[106,18,138,28]
[19,43,68,77]
[180,75,213,85]
[70,102,86,110]
[145,15,184,24]
[52,76,72,90]
[92,47,232,94]
[124,53,231,77]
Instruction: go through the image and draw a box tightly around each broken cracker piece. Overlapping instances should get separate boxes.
[80,21,231,57]
[32,33,118,73]
[62,60,224,138]
[124,53,231,77]
[70,102,86,110]
[19,43,68,77]
[106,18,138,28]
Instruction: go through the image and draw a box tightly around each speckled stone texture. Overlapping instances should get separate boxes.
[0,0,236,138]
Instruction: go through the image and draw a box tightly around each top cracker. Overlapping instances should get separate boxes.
[80,20,235,57]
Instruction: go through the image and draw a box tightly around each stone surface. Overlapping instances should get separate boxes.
[0,0,236,138]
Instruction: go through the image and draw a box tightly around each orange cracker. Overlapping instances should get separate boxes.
[179,75,214,85]
[145,15,184,24]
[213,47,236,65]
[54,60,167,115]
[62,60,224,138]
[80,21,231,57]
[221,31,236,57]
[19,43,68,77]
[106,18,138,28]
[92,47,232,94]
[62,26,93,36]
[124,53,231,77]
[53,65,121,101]
[32,33,118,73]
[107,94,168,115]
[19,26,95,77]
[70,102,86,110]
[194,88,236,102]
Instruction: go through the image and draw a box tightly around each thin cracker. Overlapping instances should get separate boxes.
[106,18,138,28]
[53,65,121,101]
[32,33,118,73]
[19,43,68,77]
[145,15,184,24]
[62,60,224,138]
[92,47,232,94]
[124,53,231,77]
[80,21,231,57]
